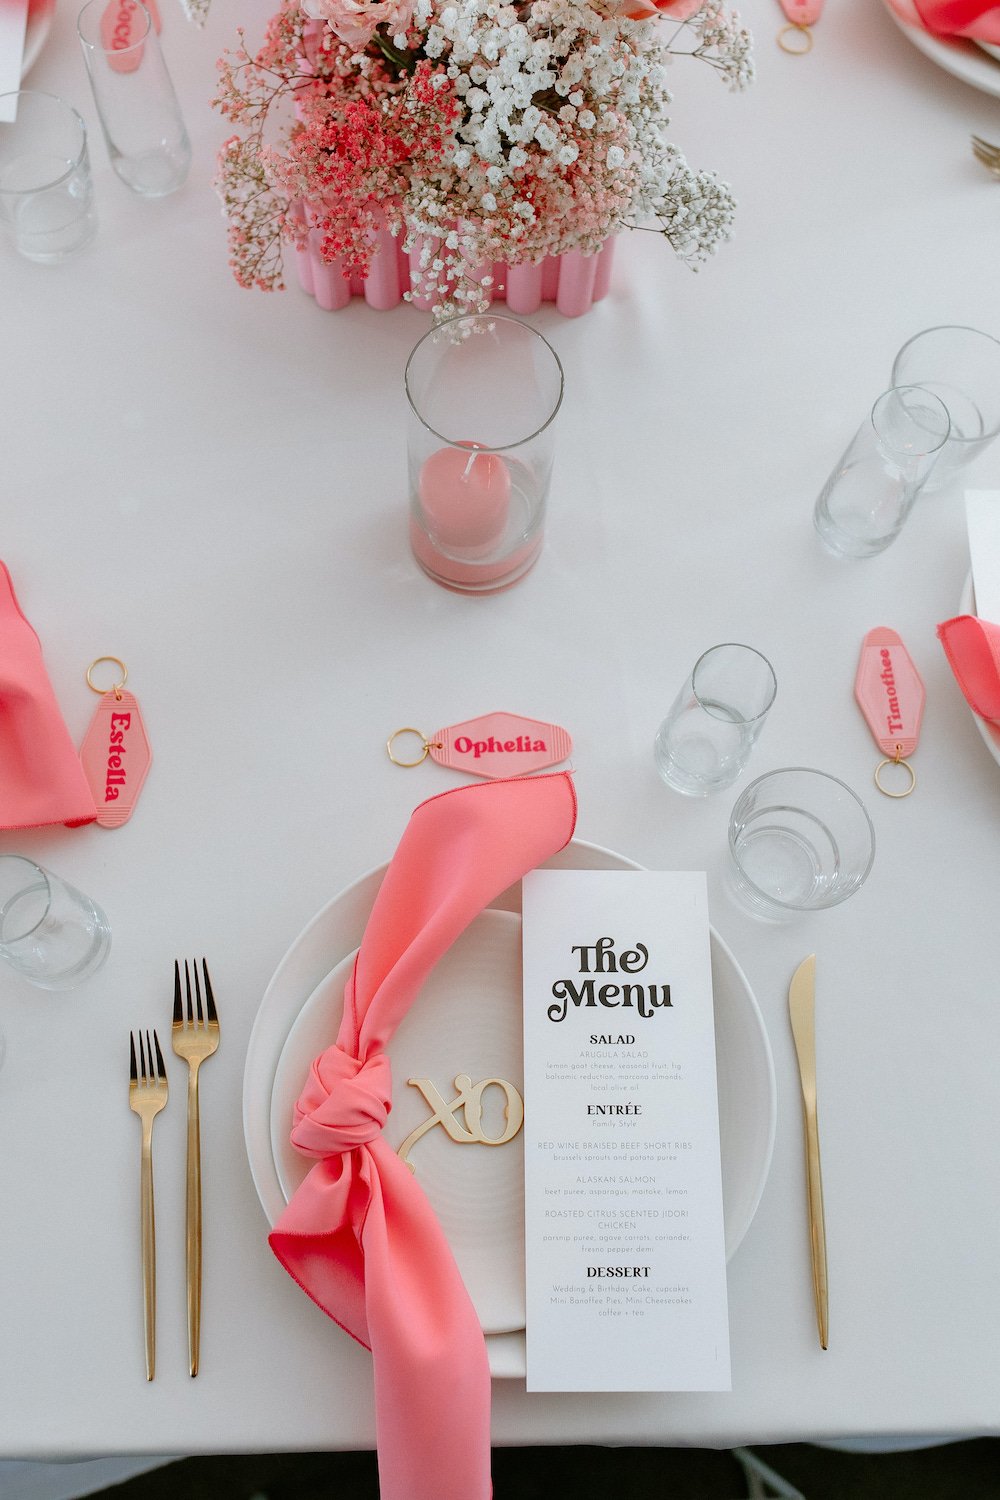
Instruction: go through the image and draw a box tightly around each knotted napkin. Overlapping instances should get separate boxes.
[938,614,1000,723]
[0,561,97,831]
[886,0,1000,43]
[269,772,578,1500]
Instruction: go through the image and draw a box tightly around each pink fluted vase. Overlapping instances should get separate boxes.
[291,203,616,319]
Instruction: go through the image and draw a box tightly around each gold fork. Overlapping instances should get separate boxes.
[128,1030,168,1381]
[172,959,220,1377]
[971,135,1000,177]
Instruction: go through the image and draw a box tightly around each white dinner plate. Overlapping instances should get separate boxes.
[21,2,54,79]
[883,1,1000,98]
[244,839,777,1379]
[959,572,1000,766]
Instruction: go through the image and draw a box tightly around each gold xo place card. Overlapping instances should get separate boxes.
[521,870,731,1392]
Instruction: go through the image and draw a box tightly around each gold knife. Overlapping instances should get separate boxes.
[788,954,828,1350]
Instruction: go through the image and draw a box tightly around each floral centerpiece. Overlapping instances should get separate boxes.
[214,0,752,316]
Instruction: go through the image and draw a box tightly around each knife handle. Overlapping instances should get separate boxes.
[802,1105,828,1350]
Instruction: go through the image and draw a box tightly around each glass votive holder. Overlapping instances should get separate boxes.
[813,386,951,559]
[0,90,97,263]
[77,0,191,198]
[405,313,564,594]
[727,768,876,922]
[0,855,111,989]
[891,325,1000,493]
[654,644,777,796]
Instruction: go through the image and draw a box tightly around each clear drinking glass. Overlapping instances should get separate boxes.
[891,325,1000,493]
[813,386,951,558]
[405,314,564,593]
[653,644,777,796]
[728,768,876,921]
[0,91,97,263]
[0,855,111,989]
[77,0,191,198]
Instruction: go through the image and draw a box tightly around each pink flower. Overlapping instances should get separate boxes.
[300,0,416,47]
[605,0,703,20]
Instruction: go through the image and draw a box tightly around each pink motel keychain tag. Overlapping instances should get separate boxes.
[777,0,823,52]
[854,628,925,799]
[99,0,162,74]
[387,711,572,780]
[79,656,152,827]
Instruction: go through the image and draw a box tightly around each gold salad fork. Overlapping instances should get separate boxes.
[971,135,1000,177]
[172,959,220,1377]
[128,1030,168,1381]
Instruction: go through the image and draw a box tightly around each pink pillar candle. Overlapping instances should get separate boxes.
[418,446,511,557]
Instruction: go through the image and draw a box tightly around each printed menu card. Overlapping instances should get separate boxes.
[521,870,731,1392]
[966,489,1000,620]
[0,0,28,123]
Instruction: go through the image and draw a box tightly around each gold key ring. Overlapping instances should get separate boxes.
[874,746,916,799]
[777,21,813,52]
[86,656,128,700]
[386,727,442,768]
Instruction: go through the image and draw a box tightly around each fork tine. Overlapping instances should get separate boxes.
[139,1029,148,1083]
[152,1030,167,1081]
[193,959,204,1024]
[173,961,183,1025]
[184,959,193,1024]
[202,960,218,1026]
[130,1032,138,1083]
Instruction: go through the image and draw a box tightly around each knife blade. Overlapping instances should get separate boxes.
[788,953,829,1350]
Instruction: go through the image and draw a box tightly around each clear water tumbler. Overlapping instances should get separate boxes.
[813,386,950,558]
[0,91,97,262]
[78,0,190,198]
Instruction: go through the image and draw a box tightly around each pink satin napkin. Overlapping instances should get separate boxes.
[886,0,1000,44]
[0,561,97,830]
[938,614,1000,723]
[269,772,578,1500]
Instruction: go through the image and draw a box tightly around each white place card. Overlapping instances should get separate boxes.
[966,490,1000,622]
[0,0,28,124]
[521,869,731,1392]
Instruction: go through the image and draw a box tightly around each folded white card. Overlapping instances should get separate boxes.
[521,870,731,1392]
[0,0,29,124]
[966,490,1000,622]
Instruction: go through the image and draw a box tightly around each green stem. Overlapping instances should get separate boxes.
[372,28,415,72]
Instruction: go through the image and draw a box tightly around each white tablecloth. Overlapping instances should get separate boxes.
[2,0,999,1465]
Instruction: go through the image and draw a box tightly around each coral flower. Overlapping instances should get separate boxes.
[605,0,703,19]
[300,0,415,46]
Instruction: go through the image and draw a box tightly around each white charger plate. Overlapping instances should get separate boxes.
[244,839,777,1379]
[959,572,1000,765]
[883,1,1000,98]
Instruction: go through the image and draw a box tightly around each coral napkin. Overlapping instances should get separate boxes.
[937,615,1000,723]
[886,0,1000,45]
[269,772,578,1500]
[0,561,97,830]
